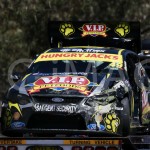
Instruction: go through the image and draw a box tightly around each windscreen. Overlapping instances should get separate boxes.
[27,60,122,74]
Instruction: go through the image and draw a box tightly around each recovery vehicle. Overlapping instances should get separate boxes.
[0,21,149,150]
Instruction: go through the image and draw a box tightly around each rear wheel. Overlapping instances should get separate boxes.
[121,97,130,136]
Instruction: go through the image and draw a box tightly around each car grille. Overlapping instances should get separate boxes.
[32,96,83,104]
[27,113,86,130]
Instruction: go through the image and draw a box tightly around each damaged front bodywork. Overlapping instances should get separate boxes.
[1,47,149,136]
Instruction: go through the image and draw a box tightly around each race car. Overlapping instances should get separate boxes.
[1,21,150,137]
[1,47,150,137]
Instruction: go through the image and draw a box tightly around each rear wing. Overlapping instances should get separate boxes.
[48,21,141,53]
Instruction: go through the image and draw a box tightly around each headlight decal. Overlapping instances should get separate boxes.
[8,102,22,116]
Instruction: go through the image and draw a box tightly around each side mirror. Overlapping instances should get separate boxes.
[10,72,21,82]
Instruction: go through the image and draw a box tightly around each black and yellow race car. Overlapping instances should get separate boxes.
[1,22,150,137]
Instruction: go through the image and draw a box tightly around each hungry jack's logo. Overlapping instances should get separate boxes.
[35,52,121,63]
[79,23,110,37]
[28,76,90,95]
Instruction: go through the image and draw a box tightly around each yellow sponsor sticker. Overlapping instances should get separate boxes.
[8,102,22,116]
[0,140,26,145]
[60,23,75,37]
[31,84,87,92]
[64,140,120,145]
[104,113,120,133]
[35,53,122,64]
[115,23,130,37]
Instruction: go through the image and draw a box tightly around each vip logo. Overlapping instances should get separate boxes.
[79,23,109,37]
[83,24,106,32]
[35,76,89,85]
[28,76,90,95]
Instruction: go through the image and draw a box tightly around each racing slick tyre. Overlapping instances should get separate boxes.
[121,97,130,136]
[1,109,23,137]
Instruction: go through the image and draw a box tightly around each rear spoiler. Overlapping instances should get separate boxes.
[48,21,141,53]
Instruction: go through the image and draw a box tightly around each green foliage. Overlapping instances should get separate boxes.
[0,0,150,99]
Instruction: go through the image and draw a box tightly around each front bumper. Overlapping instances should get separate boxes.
[2,100,123,136]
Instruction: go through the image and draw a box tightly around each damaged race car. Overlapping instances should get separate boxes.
[1,21,150,137]
[1,47,150,136]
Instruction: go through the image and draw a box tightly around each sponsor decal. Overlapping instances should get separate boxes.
[35,52,122,63]
[0,140,26,145]
[79,23,110,37]
[51,97,64,102]
[11,122,25,128]
[99,125,105,131]
[52,72,88,76]
[115,23,130,37]
[64,140,120,145]
[84,49,106,53]
[87,123,105,131]
[60,48,106,53]
[28,76,90,95]
[34,103,77,113]
[60,23,75,36]
[87,124,96,130]
[8,102,22,115]
[32,73,51,76]
[104,113,120,133]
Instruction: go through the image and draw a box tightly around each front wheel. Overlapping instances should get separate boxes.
[121,97,130,136]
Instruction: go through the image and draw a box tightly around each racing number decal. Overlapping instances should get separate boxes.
[60,23,75,36]
[104,113,120,133]
[115,23,130,37]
